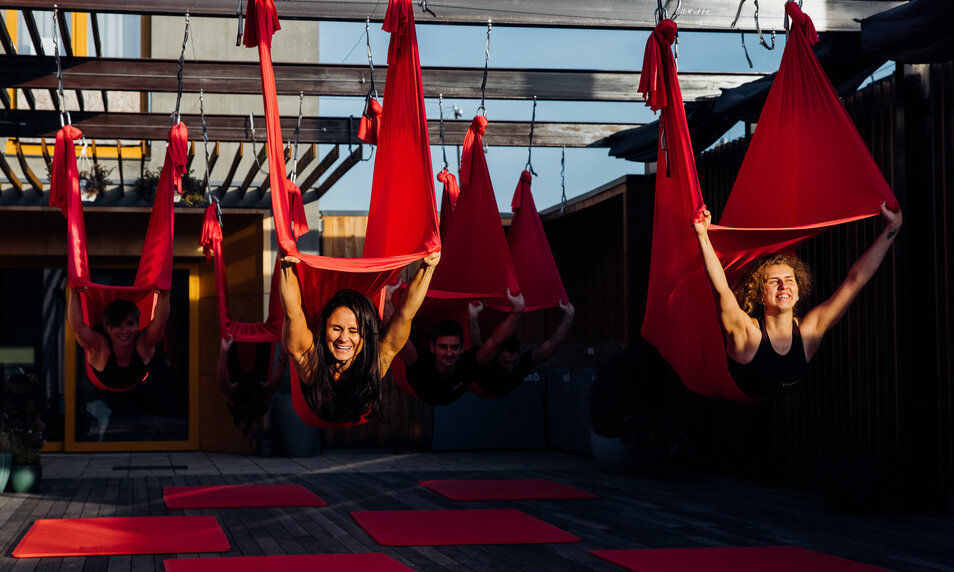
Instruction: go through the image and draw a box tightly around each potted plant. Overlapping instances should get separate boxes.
[6,419,45,494]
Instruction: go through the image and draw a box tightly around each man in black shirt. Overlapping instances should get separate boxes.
[470,300,575,397]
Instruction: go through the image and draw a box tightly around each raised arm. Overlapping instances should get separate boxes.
[467,300,484,346]
[382,279,419,364]
[217,336,237,402]
[139,290,171,349]
[475,289,525,364]
[379,251,440,368]
[800,203,902,356]
[531,300,575,365]
[67,286,107,354]
[279,257,318,381]
[694,210,758,355]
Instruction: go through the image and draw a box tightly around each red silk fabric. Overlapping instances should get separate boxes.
[200,204,284,342]
[358,97,382,145]
[245,0,438,426]
[427,116,520,301]
[639,6,897,401]
[51,123,185,392]
[507,171,568,311]
[437,168,461,239]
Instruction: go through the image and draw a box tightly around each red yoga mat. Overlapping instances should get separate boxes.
[420,479,598,501]
[164,553,413,572]
[352,508,580,546]
[591,546,891,572]
[12,516,229,558]
[163,484,327,509]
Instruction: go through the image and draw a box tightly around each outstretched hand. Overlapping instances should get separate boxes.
[220,335,233,352]
[422,251,441,267]
[558,299,575,317]
[468,300,484,317]
[386,279,404,297]
[692,209,712,237]
[881,201,902,233]
[506,288,525,312]
[281,255,301,266]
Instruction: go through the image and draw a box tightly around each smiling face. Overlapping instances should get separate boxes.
[760,264,799,315]
[104,314,139,348]
[430,335,463,374]
[324,306,364,367]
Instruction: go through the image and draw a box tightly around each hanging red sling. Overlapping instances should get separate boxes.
[639,4,897,401]
[245,0,439,426]
[51,123,186,392]
[437,167,461,240]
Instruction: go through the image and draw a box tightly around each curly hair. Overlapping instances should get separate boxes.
[301,289,381,423]
[732,253,813,318]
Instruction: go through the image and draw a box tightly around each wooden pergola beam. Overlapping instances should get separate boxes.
[0,0,902,31]
[0,110,640,147]
[0,56,763,102]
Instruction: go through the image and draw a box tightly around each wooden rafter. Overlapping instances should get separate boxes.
[299,145,340,192]
[20,9,61,111]
[88,12,108,110]
[314,145,362,201]
[12,138,43,193]
[0,0,902,32]
[0,149,23,193]
[0,55,764,102]
[54,9,86,112]
[216,141,242,197]
[0,110,638,147]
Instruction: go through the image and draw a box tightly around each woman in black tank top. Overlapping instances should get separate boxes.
[694,203,902,398]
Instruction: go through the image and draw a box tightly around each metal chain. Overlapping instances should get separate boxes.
[290,91,304,183]
[525,96,538,176]
[199,90,212,200]
[173,13,191,125]
[52,6,70,126]
[477,19,492,117]
[438,94,448,171]
[365,19,378,99]
[560,146,567,214]
[419,0,437,17]
[753,0,776,50]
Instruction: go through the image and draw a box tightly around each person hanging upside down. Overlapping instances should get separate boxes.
[469,298,575,397]
[387,288,526,406]
[217,336,286,436]
[694,202,902,399]
[67,288,171,390]
[279,251,440,423]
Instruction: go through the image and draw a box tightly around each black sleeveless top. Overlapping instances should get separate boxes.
[727,320,810,399]
[92,340,153,391]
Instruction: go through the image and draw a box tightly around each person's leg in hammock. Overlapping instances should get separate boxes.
[279,252,440,422]
[67,287,171,390]
[694,203,902,398]
[470,297,574,397]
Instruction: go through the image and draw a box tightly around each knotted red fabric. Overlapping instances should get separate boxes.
[245,0,439,426]
[51,122,186,391]
[427,116,519,301]
[639,5,897,401]
[437,168,461,239]
[200,203,284,343]
[507,171,568,311]
[358,97,382,145]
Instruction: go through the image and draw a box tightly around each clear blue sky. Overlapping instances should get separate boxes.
[315,20,890,213]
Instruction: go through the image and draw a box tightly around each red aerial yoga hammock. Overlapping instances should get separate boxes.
[437,167,461,239]
[51,122,186,392]
[244,0,439,427]
[639,5,898,402]
[506,170,568,312]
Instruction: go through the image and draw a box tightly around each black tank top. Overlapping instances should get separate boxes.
[92,341,152,391]
[727,319,809,399]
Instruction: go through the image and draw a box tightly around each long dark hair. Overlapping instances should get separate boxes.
[302,289,381,423]
[225,342,272,435]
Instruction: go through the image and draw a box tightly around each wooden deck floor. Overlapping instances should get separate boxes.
[0,450,952,571]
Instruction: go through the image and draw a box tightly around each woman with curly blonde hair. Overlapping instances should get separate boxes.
[694,202,902,398]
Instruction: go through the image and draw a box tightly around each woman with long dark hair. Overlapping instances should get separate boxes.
[279,252,440,422]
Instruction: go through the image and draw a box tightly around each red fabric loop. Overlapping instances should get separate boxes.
[691,206,708,225]
[358,97,382,145]
[167,122,189,195]
[243,0,281,48]
[470,115,488,136]
[784,1,819,45]
[383,0,410,34]
[285,179,309,239]
[437,168,461,239]
[653,19,678,47]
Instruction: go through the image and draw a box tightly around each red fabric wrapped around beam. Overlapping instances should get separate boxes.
[639,4,896,401]
[51,123,185,392]
[437,168,461,239]
[245,0,438,426]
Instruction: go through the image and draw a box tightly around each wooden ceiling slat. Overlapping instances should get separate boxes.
[0,0,902,31]
[315,144,362,201]
[236,144,267,199]
[55,10,86,112]
[0,55,762,102]
[0,110,639,147]
[216,141,242,197]
[21,9,62,112]
[0,148,23,194]
[12,138,43,193]
[88,13,109,111]
[299,144,340,193]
